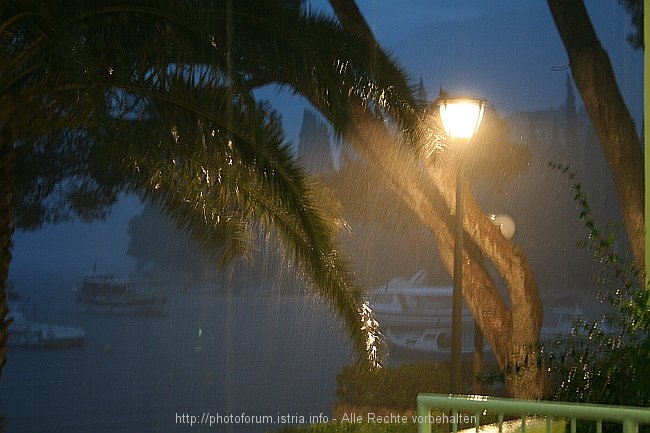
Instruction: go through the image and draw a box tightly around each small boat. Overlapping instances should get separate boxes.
[8,311,86,348]
[76,273,166,315]
[369,270,484,360]
[541,306,581,337]
[386,326,490,361]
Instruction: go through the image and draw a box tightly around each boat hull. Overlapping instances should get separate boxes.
[370,272,584,362]
[368,273,472,330]
[386,327,491,362]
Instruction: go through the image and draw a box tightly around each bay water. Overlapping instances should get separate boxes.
[0,283,352,433]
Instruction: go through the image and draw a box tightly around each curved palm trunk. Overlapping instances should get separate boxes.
[429,162,545,397]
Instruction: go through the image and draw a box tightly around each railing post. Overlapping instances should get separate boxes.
[623,419,638,433]
[418,395,431,433]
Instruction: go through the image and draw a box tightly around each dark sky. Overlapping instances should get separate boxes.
[354,1,641,115]
[266,1,642,144]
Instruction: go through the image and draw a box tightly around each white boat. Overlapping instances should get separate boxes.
[77,273,166,315]
[8,311,86,348]
[385,307,584,360]
[368,270,472,329]
[371,271,585,360]
[386,326,490,361]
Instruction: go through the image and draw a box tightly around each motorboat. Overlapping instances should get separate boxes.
[540,306,584,340]
[386,326,490,361]
[8,310,86,348]
[385,306,584,360]
[371,271,585,360]
[368,270,472,329]
[77,273,166,315]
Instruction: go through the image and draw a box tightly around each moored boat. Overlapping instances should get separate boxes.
[8,311,86,348]
[77,273,166,315]
[368,270,473,329]
[371,271,585,360]
[386,326,490,361]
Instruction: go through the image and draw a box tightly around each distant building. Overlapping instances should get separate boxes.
[504,74,617,223]
[296,109,335,175]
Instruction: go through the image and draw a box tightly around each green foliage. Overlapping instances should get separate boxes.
[546,163,650,409]
[335,362,450,410]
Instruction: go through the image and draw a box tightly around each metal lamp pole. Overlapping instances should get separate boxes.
[451,149,465,394]
[436,96,486,394]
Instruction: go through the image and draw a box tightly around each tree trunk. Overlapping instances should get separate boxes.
[547,0,645,275]
[342,104,545,398]
[0,125,15,393]
[427,156,545,399]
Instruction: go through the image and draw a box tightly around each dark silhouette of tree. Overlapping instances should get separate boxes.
[547,0,644,277]
[126,204,215,283]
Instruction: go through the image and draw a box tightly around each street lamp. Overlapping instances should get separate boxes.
[438,98,486,139]
[436,96,486,394]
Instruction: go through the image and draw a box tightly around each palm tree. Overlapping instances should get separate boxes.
[0,0,383,386]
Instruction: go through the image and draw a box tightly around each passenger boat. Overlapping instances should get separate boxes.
[76,273,166,315]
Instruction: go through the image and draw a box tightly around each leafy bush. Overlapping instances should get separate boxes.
[546,163,650,410]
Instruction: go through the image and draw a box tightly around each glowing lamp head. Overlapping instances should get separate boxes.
[437,97,486,139]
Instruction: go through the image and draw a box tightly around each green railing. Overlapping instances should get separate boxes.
[417,394,650,433]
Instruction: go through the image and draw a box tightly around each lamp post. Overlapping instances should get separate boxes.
[436,96,486,394]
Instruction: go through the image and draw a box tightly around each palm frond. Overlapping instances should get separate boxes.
[3,0,384,366]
